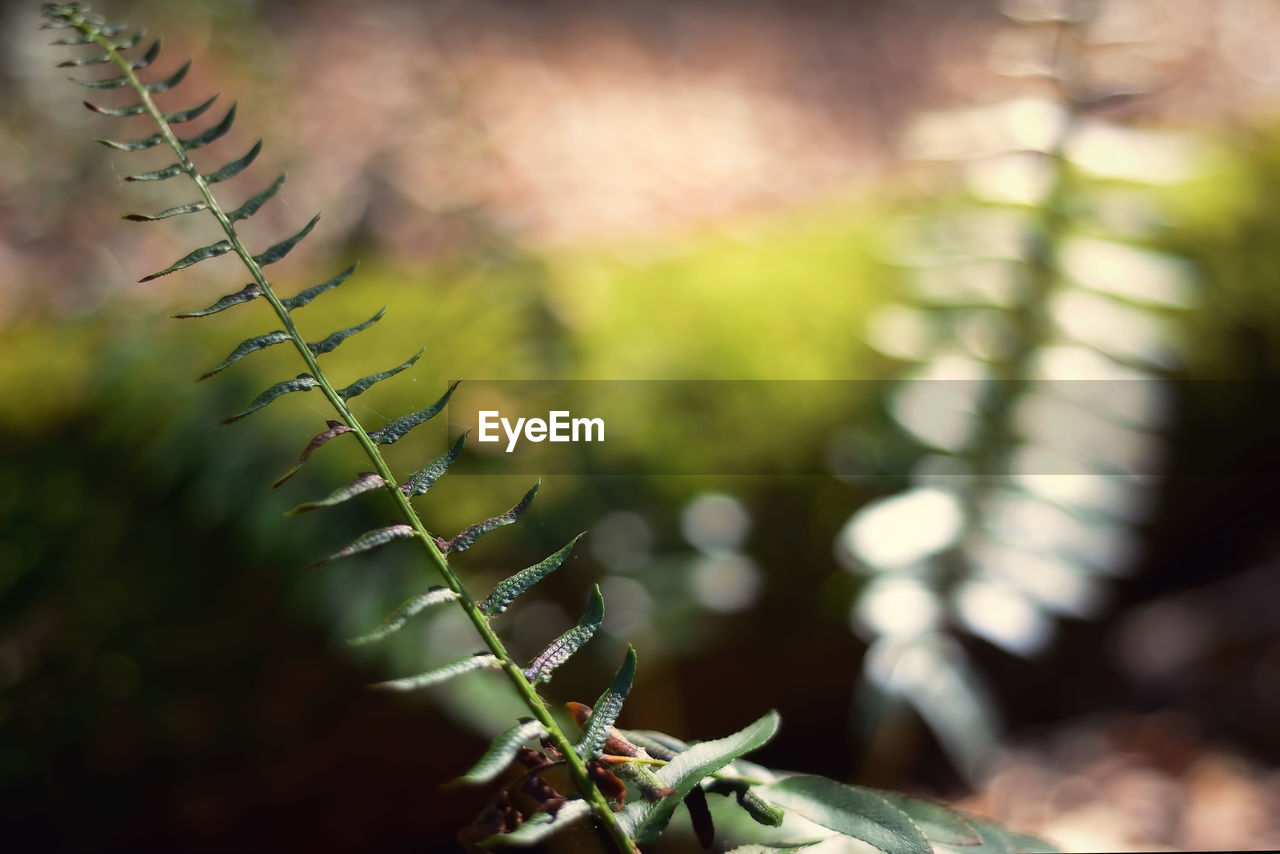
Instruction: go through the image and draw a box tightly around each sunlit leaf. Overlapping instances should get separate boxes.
[370,379,459,445]
[399,431,467,499]
[337,349,423,401]
[173,283,260,319]
[371,653,500,692]
[478,800,591,847]
[139,239,233,282]
[83,99,146,117]
[618,711,781,845]
[347,586,457,646]
[288,472,385,515]
[439,481,538,554]
[760,777,931,854]
[307,307,386,356]
[199,329,290,380]
[222,373,318,425]
[253,213,319,266]
[307,523,415,567]
[524,584,604,684]
[481,534,583,616]
[872,790,981,847]
[575,645,637,760]
[454,719,547,785]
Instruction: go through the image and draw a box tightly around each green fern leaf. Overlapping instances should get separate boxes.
[481,534,583,616]
[760,777,930,854]
[139,239,232,282]
[575,646,637,760]
[94,131,163,151]
[122,201,208,222]
[307,523,415,568]
[307,307,386,356]
[199,330,290,380]
[124,162,184,182]
[163,94,221,124]
[253,213,319,267]
[144,58,190,93]
[524,584,603,684]
[172,284,259,319]
[282,263,357,312]
[369,379,459,445]
[83,99,147,117]
[227,173,285,222]
[347,586,457,646]
[221,374,318,425]
[372,653,501,692]
[439,482,538,554]
[399,431,467,499]
[272,420,354,489]
[337,349,423,400]
[454,718,548,785]
[618,711,781,845]
[288,472,385,515]
[179,102,235,150]
[203,139,262,183]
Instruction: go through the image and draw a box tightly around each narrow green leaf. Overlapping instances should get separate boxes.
[272,420,353,489]
[307,307,386,356]
[179,102,236,150]
[58,50,111,68]
[478,800,591,847]
[139,239,233,282]
[204,139,262,183]
[454,719,548,785]
[872,790,982,847]
[222,373,318,425]
[959,815,1058,854]
[760,777,931,854]
[84,100,146,117]
[482,534,583,616]
[575,645,637,760]
[337,349,423,401]
[125,162,185,182]
[112,29,147,50]
[227,174,287,223]
[283,263,357,311]
[524,584,604,684]
[347,586,457,646]
[173,283,260,319]
[94,132,164,151]
[439,481,539,554]
[130,38,162,70]
[71,73,129,90]
[122,201,208,222]
[50,33,96,46]
[619,711,781,845]
[308,523,415,568]
[370,380,459,445]
[288,472,385,515]
[165,94,220,124]
[399,431,467,499]
[252,213,319,266]
[724,844,819,854]
[145,59,191,93]
[371,653,500,692]
[199,330,290,380]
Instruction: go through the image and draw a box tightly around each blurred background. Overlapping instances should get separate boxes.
[3,0,1280,851]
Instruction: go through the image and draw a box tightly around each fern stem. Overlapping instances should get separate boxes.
[67,9,636,852]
